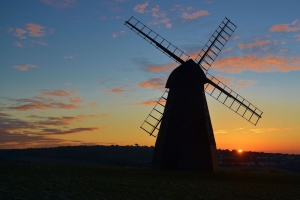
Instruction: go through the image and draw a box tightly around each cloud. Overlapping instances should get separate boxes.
[238,40,271,49]
[142,62,177,72]
[7,27,14,33]
[249,127,295,133]
[10,23,48,40]
[112,30,125,38]
[294,34,300,41]
[42,127,100,135]
[13,64,37,71]
[29,114,97,126]
[150,5,172,28]
[112,32,118,38]
[8,100,78,111]
[40,0,76,8]
[69,96,84,103]
[26,23,45,37]
[205,76,255,91]
[32,40,47,46]
[232,80,256,88]
[0,113,103,148]
[41,90,77,97]
[213,53,300,73]
[279,49,288,53]
[170,5,184,11]
[89,102,99,107]
[270,19,300,32]
[138,78,166,89]
[182,10,209,19]
[215,129,227,134]
[101,113,109,117]
[136,99,161,106]
[14,28,27,39]
[14,42,23,47]
[104,88,123,94]
[5,90,83,111]
[231,36,240,40]
[64,55,74,59]
[133,2,149,13]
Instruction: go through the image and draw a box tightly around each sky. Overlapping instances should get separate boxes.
[1,0,300,154]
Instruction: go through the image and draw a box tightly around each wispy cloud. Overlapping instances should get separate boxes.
[14,42,23,47]
[112,30,125,38]
[136,99,162,106]
[101,113,109,117]
[28,114,97,126]
[104,88,124,94]
[133,2,149,13]
[10,23,49,42]
[0,113,103,148]
[112,32,118,38]
[64,55,75,59]
[14,28,27,39]
[27,23,45,37]
[270,19,300,32]
[150,5,172,28]
[249,127,295,133]
[13,64,37,71]
[89,102,99,107]
[205,76,256,91]
[182,10,209,19]
[40,0,76,8]
[170,5,184,12]
[8,99,77,111]
[138,78,166,90]
[42,127,100,135]
[41,89,77,97]
[133,2,171,28]
[294,34,300,41]
[5,90,83,111]
[142,62,177,72]
[213,53,300,73]
[238,40,271,49]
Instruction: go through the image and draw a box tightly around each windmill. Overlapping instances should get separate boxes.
[125,17,263,171]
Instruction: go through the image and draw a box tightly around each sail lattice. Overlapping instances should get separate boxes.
[205,73,263,125]
[195,17,237,71]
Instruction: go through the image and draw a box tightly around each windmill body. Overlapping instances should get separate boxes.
[125,17,263,172]
[152,59,218,171]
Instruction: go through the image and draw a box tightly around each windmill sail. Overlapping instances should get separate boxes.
[195,17,237,71]
[125,16,189,64]
[140,89,169,137]
[205,72,263,125]
[125,16,263,134]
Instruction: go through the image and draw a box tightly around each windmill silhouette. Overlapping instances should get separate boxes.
[125,17,263,171]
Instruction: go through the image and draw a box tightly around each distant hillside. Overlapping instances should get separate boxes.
[0,145,153,167]
[1,145,299,173]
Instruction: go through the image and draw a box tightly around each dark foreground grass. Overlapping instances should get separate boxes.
[0,163,300,200]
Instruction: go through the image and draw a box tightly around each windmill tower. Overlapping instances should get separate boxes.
[125,17,263,172]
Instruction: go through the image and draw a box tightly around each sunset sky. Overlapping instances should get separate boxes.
[1,0,300,154]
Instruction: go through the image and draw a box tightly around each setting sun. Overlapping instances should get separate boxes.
[238,149,243,153]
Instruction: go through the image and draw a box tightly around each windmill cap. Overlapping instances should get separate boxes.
[166,59,207,88]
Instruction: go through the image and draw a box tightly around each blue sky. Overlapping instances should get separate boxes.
[0,0,300,153]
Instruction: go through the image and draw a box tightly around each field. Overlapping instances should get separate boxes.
[0,163,300,200]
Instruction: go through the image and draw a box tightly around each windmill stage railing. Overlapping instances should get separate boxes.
[125,16,189,64]
[140,89,169,137]
[205,73,263,125]
[196,17,237,71]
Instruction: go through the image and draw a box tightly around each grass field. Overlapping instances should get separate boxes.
[0,163,300,200]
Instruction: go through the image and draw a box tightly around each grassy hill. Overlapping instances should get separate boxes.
[1,162,300,200]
